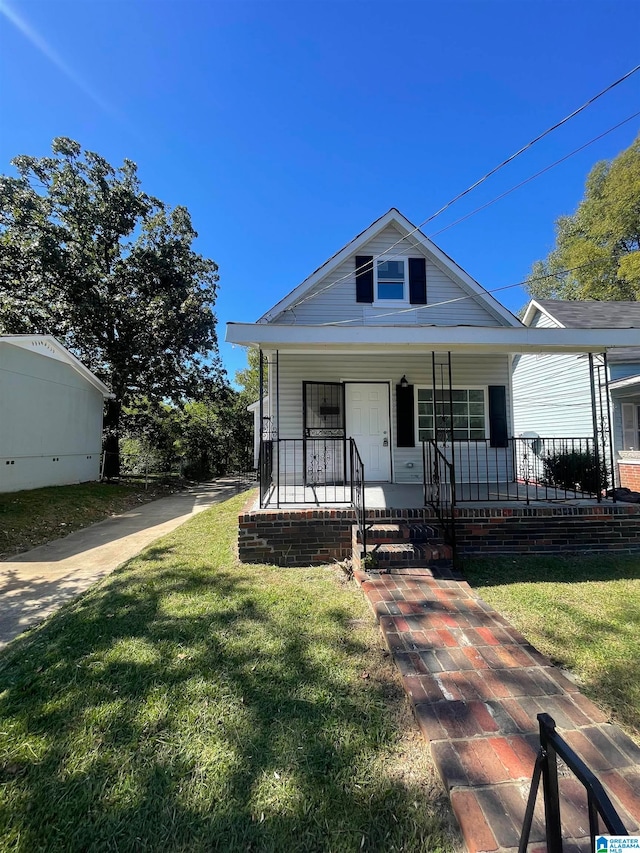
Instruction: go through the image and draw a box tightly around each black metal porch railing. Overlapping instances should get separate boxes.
[349,437,366,555]
[422,436,608,504]
[519,713,628,853]
[258,437,366,517]
[422,439,457,559]
[258,435,274,508]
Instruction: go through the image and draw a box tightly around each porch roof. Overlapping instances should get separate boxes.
[226,322,640,354]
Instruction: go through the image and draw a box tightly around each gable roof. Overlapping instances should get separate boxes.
[0,335,114,397]
[258,208,521,327]
[523,299,640,362]
[524,299,640,329]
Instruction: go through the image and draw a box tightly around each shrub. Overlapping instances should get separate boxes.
[542,449,607,494]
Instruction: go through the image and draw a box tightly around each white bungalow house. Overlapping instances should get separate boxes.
[512,299,640,491]
[227,210,640,567]
[0,335,113,493]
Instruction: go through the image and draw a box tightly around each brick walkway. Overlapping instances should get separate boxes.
[354,567,640,853]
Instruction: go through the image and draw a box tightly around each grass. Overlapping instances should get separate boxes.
[0,481,180,559]
[0,492,460,853]
[465,553,640,742]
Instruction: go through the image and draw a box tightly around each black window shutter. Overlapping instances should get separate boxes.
[488,385,508,447]
[396,384,415,447]
[408,257,427,304]
[355,255,374,303]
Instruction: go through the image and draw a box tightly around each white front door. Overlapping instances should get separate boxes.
[345,383,391,482]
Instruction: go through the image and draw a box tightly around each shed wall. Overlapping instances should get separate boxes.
[0,343,103,492]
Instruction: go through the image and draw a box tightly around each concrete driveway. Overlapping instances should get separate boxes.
[0,475,254,649]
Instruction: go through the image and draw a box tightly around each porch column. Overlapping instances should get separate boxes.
[588,353,602,503]
[259,349,264,508]
[603,351,616,496]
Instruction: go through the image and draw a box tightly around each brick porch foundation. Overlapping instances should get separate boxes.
[239,503,640,566]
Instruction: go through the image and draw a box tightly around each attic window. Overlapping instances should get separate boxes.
[376,259,406,301]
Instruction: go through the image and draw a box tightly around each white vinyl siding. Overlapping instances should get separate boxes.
[512,311,594,438]
[269,350,511,484]
[528,309,558,329]
[271,224,508,327]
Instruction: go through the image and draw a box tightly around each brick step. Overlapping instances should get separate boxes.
[355,522,442,545]
[355,523,410,543]
[361,541,452,566]
[408,523,439,542]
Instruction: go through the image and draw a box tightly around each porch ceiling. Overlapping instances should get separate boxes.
[226,323,640,354]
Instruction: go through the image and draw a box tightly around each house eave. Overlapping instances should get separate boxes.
[609,373,640,391]
[226,322,640,354]
[522,299,565,328]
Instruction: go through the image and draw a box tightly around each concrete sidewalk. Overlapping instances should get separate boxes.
[0,475,254,649]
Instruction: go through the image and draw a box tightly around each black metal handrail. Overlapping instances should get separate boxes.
[519,713,628,853]
[349,437,366,555]
[422,439,457,562]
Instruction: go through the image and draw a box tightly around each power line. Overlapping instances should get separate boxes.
[429,110,640,240]
[283,64,640,314]
[322,112,640,324]
[319,260,607,325]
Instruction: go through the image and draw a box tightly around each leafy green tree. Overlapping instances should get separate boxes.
[179,390,252,479]
[235,347,264,404]
[526,134,640,301]
[0,138,221,475]
[121,400,182,474]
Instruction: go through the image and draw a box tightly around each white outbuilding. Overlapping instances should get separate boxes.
[0,335,113,493]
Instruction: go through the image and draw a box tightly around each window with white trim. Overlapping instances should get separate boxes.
[375,258,407,301]
[621,403,640,450]
[417,388,487,440]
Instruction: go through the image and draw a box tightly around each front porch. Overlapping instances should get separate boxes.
[254,426,623,566]
[239,496,640,567]
[257,479,613,510]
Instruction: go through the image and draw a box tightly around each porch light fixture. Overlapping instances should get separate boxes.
[400,375,409,388]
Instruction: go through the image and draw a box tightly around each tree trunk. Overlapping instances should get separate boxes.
[103,398,122,478]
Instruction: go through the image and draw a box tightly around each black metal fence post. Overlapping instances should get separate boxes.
[539,713,563,853]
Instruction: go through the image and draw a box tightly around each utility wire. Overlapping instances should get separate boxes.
[319,260,607,325]
[429,110,640,240]
[282,64,640,315]
[323,111,640,325]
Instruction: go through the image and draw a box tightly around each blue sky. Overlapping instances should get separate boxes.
[1,0,639,382]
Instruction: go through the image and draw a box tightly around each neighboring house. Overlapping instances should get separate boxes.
[226,209,639,507]
[512,299,640,490]
[0,335,113,493]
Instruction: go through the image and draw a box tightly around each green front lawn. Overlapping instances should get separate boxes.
[0,481,178,559]
[465,554,640,742]
[0,492,459,853]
